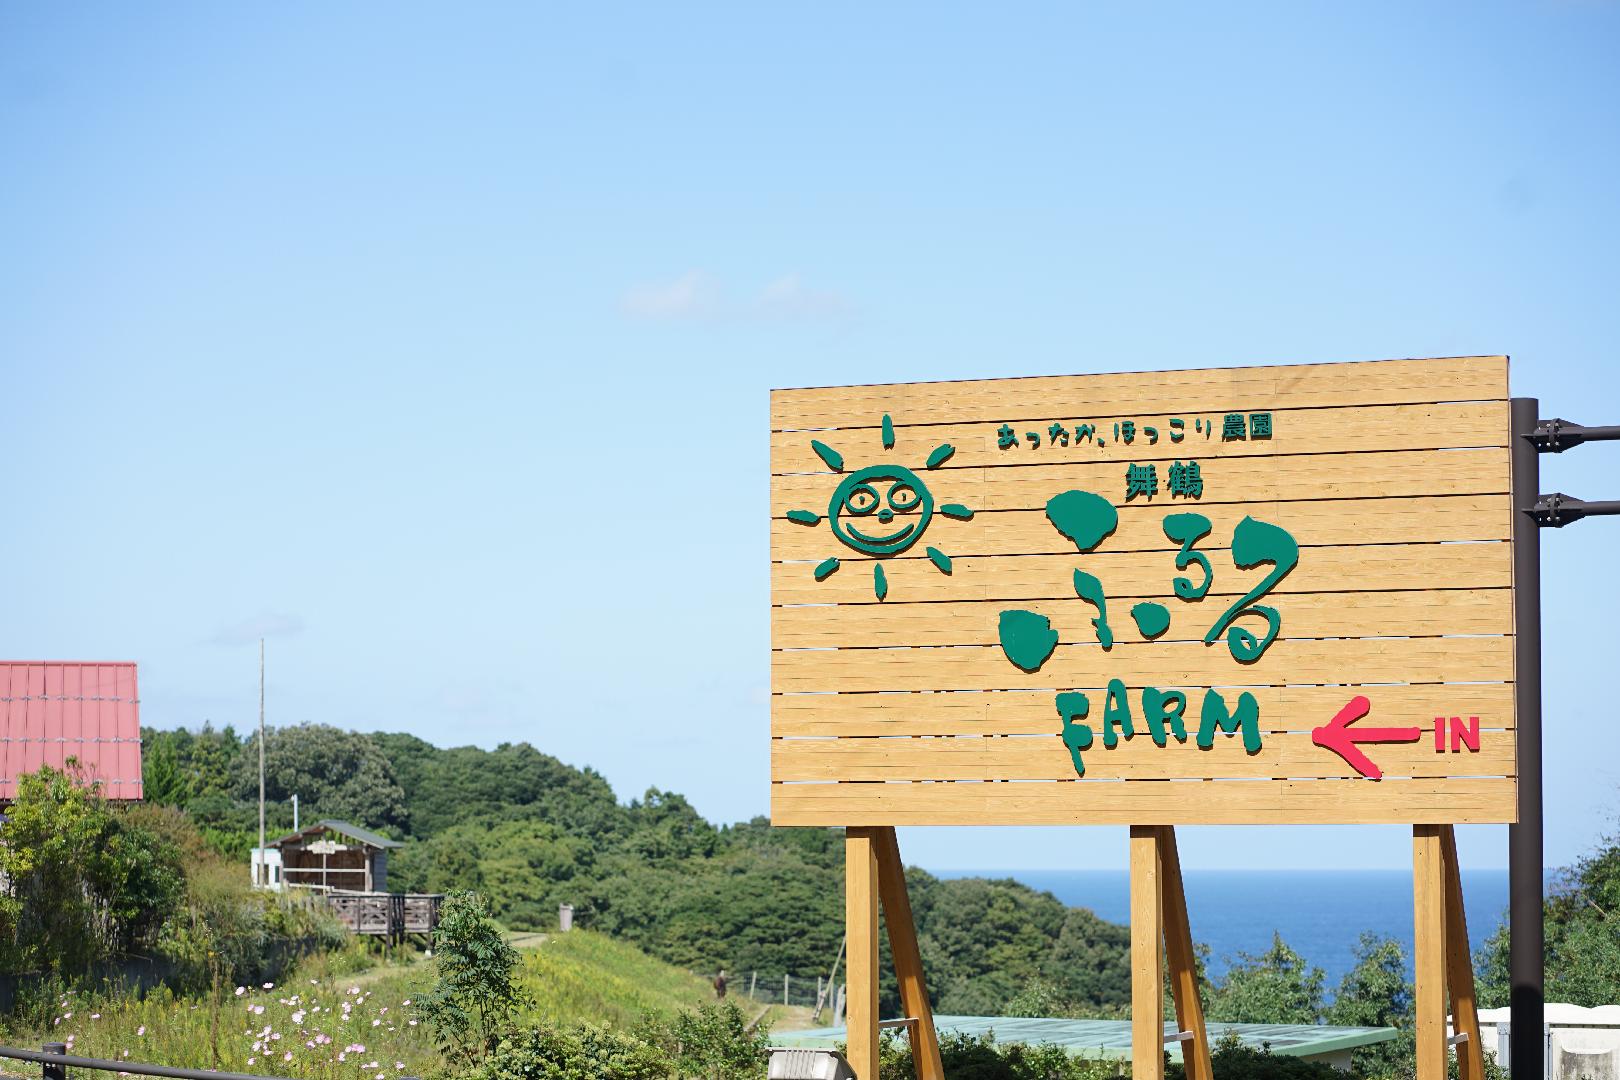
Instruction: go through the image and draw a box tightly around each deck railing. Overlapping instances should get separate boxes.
[320,891,443,939]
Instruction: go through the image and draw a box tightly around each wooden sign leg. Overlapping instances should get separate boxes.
[1414,825,1449,1080]
[1159,826,1213,1080]
[1441,826,1485,1080]
[1132,826,1166,1080]
[874,827,945,1080]
[846,826,881,1079]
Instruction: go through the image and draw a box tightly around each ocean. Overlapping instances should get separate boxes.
[934,868,1514,989]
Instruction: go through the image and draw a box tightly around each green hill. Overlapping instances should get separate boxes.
[515,930,730,1030]
[142,722,1135,1018]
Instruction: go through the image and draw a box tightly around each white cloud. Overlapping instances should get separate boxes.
[619,270,851,322]
[212,612,304,646]
[756,273,850,319]
[619,270,721,320]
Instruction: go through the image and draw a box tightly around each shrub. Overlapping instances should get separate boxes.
[416,891,528,1064]
[642,1000,768,1079]
[0,764,186,974]
[479,1025,667,1080]
[877,1028,1118,1080]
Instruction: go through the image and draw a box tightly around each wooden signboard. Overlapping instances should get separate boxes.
[770,356,1517,827]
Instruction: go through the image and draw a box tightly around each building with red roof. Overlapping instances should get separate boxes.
[0,661,144,802]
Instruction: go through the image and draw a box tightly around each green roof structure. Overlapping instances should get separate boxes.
[270,819,402,850]
[773,1016,1398,1066]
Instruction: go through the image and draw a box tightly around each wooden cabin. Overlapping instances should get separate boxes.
[269,819,401,893]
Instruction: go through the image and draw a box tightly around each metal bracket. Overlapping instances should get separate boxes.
[1532,418,1620,453]
[1531,493,1620,528]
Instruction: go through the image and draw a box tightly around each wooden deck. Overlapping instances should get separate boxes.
[324,891,443,939]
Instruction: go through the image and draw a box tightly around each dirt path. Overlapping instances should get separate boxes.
[504,931,550,950]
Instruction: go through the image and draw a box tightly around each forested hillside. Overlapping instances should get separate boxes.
[141,724,1133,1016]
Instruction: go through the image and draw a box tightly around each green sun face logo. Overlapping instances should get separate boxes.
[829,464,934,557]
[786,414,974,599]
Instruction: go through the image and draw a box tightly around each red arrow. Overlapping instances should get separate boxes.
[1311,695,1422,780]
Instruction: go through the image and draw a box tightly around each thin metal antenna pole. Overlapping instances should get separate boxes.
[258,638,266,886]
[1510,397,1545,1080]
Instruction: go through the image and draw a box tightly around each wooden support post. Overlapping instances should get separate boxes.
[1441,826,1486,1080]
[846,827,881,1080]
[1132,826,1165,1080]
[1158,826,1212,1080]
[874,826,945,1080]
[1414,825,1448,1080]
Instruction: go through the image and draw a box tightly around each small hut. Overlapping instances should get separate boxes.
[269,820,401,893]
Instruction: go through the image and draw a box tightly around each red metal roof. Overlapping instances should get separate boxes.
[0,662,143,802]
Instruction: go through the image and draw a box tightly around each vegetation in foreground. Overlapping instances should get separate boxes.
[10,723,1620,1078]
[0,763,342,991]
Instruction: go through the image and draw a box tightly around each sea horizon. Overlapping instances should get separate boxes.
[932,866,1537,989]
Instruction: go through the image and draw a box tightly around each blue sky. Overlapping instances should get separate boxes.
[3,2,1618,872]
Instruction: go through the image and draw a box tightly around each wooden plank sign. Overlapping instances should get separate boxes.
[770,356,1518,826]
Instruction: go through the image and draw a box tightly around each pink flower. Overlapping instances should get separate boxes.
[401,1000,410,1006]
[291,1010,305,1024]
[246,1059,255,1066]
[136,1027,145,1037]
[235,987,245,997]
[283,1051,292,1061]
[252,1005,265,1015]
[338,1053,347,1062]
[90,1014,100,1020]
[372,1019,381,1027]
[263,983,274,990]
[407,1020,417,1027]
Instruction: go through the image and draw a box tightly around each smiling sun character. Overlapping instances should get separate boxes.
[786,413,974,600]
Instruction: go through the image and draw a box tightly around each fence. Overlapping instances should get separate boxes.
[730,972,845,1018]
[0,1043,415,1080]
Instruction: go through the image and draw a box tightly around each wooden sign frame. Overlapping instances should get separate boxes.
[770,357,1515,1079]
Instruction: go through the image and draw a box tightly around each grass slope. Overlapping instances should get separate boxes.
[0,932,737,1080]
[513,930,723,1029]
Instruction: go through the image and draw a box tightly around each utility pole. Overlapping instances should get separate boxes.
[1509,409,1620,1080]
[258,638,266,886]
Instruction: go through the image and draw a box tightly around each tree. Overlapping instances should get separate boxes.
[235,723,409,833]
[416,890,528,1064]
[1326,933,1412,1078]
[143,724,243,808]
[0,763,184,974]
[1478,833,1620,1010]
[1207,933,1325,1024]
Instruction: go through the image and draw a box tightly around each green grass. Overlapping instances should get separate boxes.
[0,949,438,1080]
[0,932,728,1079]
[509,930,723,1030]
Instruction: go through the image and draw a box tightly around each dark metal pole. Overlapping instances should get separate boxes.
[1510,397,1545,1080]
[41,1043,65,1080]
